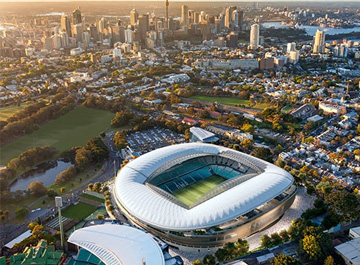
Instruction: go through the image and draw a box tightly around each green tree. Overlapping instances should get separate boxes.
[202,254,216,265]
[16,207,28,219]
[192,260,203,265]
[326,190,360,221]
[260,234,272,248]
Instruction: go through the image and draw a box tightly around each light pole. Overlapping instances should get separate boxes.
[113,160,116,177]
[55,196,64,250]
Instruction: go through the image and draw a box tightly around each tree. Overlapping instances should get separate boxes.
[279,230,290,242]
[241,139,253,149]
[326,190,360,221]
[96,214,105,220]
[0,215,5,225]
[241,123,254,133]
[192,260,203,265]
[3,210,9,222]
[60,187,66,193]
[47,189,58,198]
[88,183,94,191]
[93,182,102,192]
[324,255,335,265]
[202,254,216,265]
[75,148,92,169]
[28,181,47,196]
[271,254,301,265]
[251,147,273,162]
[16,207,28,219]
[299,226,332,261]
[356,124,360,135]
[302,235,322,260]
[55,166,77,184]
[260,234,272,248]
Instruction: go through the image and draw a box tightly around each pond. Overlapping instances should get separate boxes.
[262,22,360,37]
[10,160,73,192]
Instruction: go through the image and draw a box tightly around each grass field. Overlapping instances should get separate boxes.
[80,193,105,203]
[173,175,226,207]
[62,202,97,221]
[0,105,28,121]
[189,95,271,110]
[281,105,295,114]
[0,106,114,165]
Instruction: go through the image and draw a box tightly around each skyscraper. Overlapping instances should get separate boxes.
[225,6,236,29]
[61,15,72,37]
[72,24,83,43]
[130,9,139,26]
[313,29,325,53]
[72,7,82,25]
[165,0,169,29]
[138,14,149,42]
[181,5,189,28]
[250,23,260,49]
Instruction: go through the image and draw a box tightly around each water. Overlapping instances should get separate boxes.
[10,160,73,192]
[262,22,360,37]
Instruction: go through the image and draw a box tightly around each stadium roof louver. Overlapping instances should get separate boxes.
[68,224,165,265]
[115,143,294,231]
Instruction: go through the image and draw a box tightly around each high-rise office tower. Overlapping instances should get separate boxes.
[72,24,83,43]
[165,0,169,29]
[225,6,236,29]
[130,9,139,26]
[72,7,82,25]
[60,31,69,47]
[112,25,121,43]
[125,26,133,44]
[138,14,149,41]
[250,23,260,49]
[238,10,244,28]
[313,29,325,53]
[61,15,72,37]
[232,10,239,29]
[97,18,105,34]
[89,24,98,41]
[82,32,90,45]
[181,5,189,28]
[287,42,296,53]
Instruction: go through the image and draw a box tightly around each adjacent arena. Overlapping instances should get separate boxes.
[114,143,297,250]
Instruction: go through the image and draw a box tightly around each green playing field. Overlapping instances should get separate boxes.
[173,175,226,207]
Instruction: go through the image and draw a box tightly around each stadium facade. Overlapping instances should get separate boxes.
[114,143,296,250]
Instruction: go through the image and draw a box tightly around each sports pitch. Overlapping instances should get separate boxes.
[173,175,226,207]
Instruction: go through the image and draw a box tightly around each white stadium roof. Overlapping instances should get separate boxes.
[68,224,165,265]
[115,143,294,231]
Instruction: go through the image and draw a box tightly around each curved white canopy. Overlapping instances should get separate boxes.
[115,143,293,231]
[68,224,165,265]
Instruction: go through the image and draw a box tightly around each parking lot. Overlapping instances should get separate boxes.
[126,127,185,153]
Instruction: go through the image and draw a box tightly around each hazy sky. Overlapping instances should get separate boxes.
[0,0,357,2]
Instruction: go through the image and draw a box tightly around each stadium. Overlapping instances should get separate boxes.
[114,143,297,250]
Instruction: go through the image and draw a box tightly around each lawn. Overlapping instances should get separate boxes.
[80,193,105,203]
[0,105,28,121]
[190,95,251,107]
[173,175,226,207]
[189,95,271,110]
[62,202,97,221]
[281,105,295,114]
[0,106,114,165]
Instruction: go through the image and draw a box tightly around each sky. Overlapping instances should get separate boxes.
[0,0,357,2]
